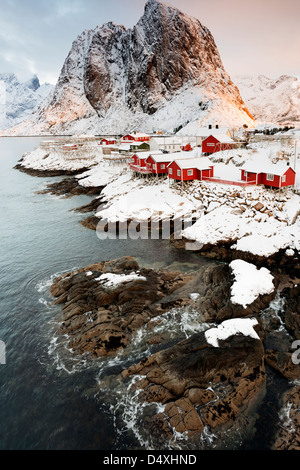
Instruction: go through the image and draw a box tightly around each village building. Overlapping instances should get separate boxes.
[118,143,132,154]
[195,125,232,147]
[129,141,150,152]
[122,133,150,143]
[150,136,195,153]
[145,152,190,175]
[168,157,214,182]
[240,162,296,188]
[129,151,163,174]
[202,134,235,154]
[101,138,117,146]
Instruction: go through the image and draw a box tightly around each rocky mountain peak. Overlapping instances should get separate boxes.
[2,1,254,136]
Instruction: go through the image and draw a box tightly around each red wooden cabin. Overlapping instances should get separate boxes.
[129,152,162,174]
[241,163,296,188]
[168,157,214,182]
[101,138,117,145]
[145,154,173,175]
[202,135,234,154]
[122,133,150,143]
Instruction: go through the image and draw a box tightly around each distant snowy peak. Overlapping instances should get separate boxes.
[0,73,54,130]
[2,0,254,136]
[234,74,300,126]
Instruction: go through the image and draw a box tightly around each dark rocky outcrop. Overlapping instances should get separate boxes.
[280,285,300,339]
[121,324,266,447]
[50,255,299,447]
[84,0,251,118]
[50,258,279,359]
[272,385,300,450]
[36,177,104,198]
[14,162,87,178]
[50,256,197,357]
[172,235,300,277]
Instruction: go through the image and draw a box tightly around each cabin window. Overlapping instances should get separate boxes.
[161,164,165,169]
[266,174,274,181]
[187,169,193,176]
[153,164,157,170]
[207,143,215,147]
[282,175,286,183]
[177,170,181,177]
[169,168,172,175]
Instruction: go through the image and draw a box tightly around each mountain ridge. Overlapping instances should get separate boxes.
[0,73,54,131]
[1,0,254,136]
[234,74,300,127]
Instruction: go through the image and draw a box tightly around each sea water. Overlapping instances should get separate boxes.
[0,138,290,451]
[0,137,215,450]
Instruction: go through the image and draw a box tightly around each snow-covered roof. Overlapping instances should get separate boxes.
[146,154,173,162]
[242,161,294,176]
[170,157,213,170]
[196,127,230,137]
[146,151,190,162]
[130,142,150,148]
[205,134,234,143]
[133,151,163,159]
[123,133,150,138]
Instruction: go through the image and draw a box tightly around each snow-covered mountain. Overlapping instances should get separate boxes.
[0,73,54,130]
[2,0,254,136]
[234,75,300,127]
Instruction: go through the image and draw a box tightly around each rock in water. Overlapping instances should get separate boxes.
[50,256,196,357]
[121,321,266,447]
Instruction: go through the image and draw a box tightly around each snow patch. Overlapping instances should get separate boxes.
[229,260,274,308]
[95,272,147,287]
[205,318,260,347]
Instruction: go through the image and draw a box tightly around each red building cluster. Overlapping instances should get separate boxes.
[128,150,296,188]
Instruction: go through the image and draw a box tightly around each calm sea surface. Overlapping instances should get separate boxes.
[0,137,220,450]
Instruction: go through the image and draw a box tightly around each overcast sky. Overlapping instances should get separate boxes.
[0,0,299,85]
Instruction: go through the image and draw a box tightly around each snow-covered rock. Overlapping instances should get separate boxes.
[205,318,260,347]
[229,260,275,308]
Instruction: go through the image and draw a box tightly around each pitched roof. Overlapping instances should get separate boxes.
[146,151,192,163]
[196,127,231,138]
[241,161,295,176]
[204,134,234,143]
[133,151,163,159]
[169,157,214,170]
[123,133,150,138]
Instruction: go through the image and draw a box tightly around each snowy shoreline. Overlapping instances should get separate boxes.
[15,137,300,450]
[15,139,300,272]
